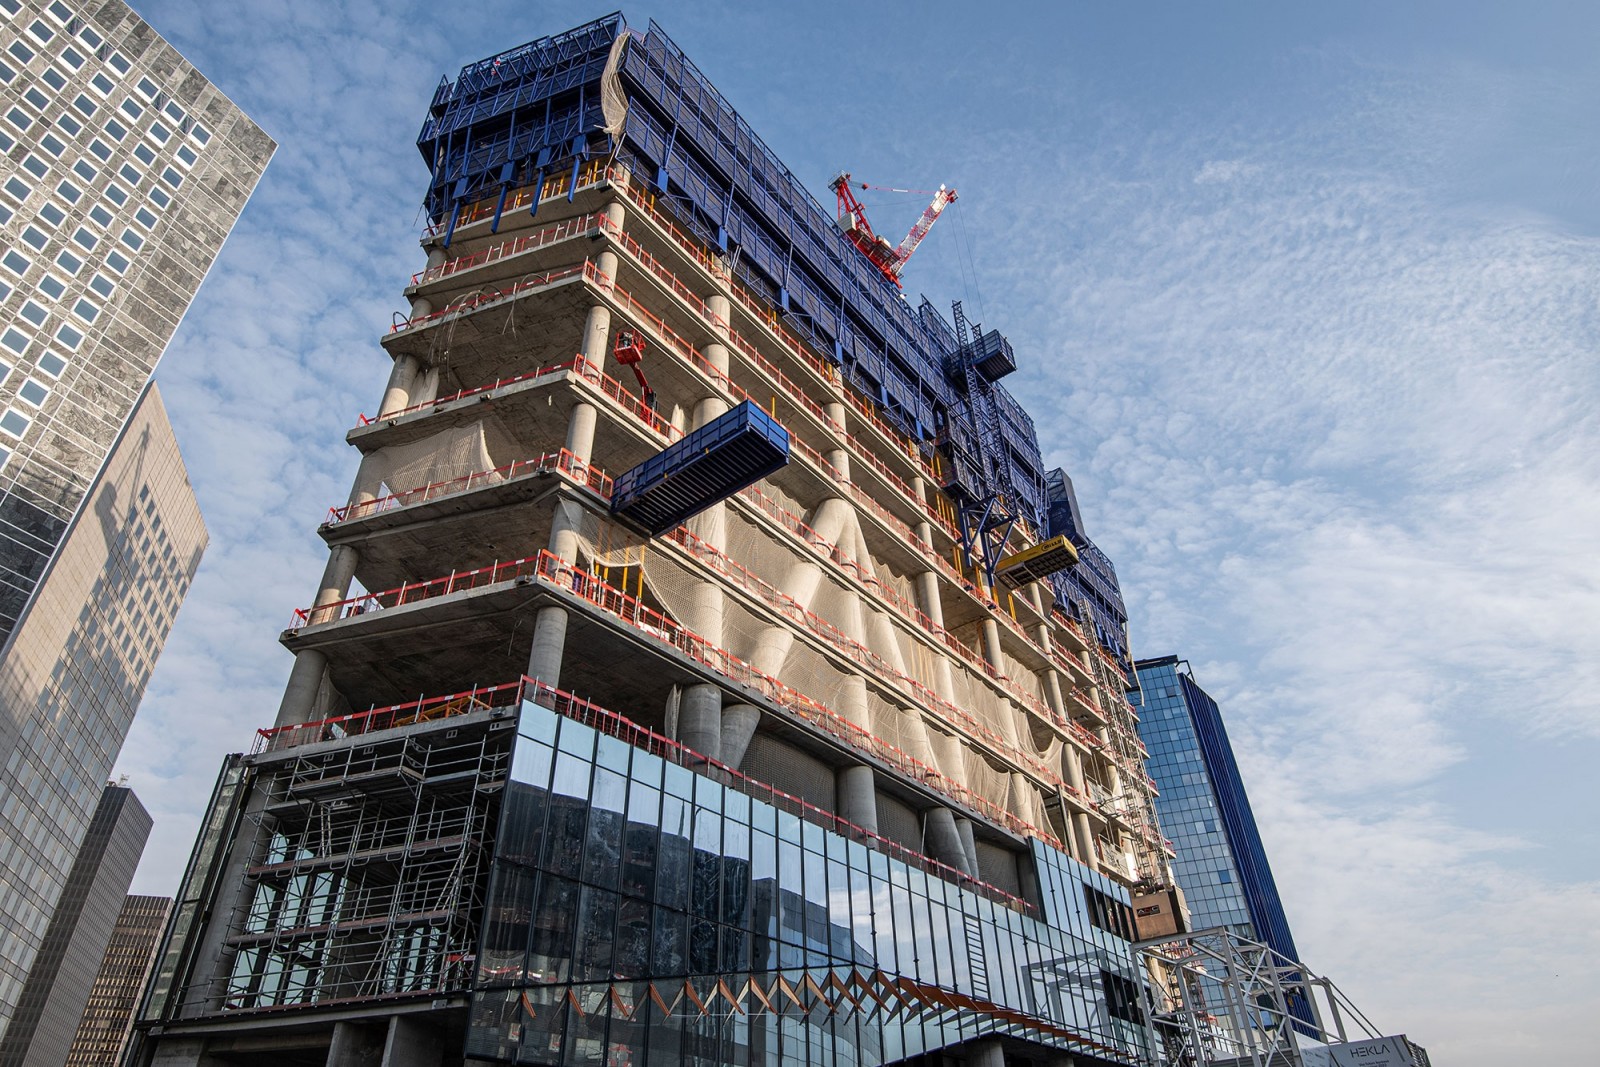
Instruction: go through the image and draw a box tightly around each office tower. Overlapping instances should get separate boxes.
[0,381,201,1037]
[1129,656,1299,963]
[0,0,269,1039]
[65,894,170,1067]
[133,15,1173,1067]
[0,783,149,1067]
[0,0,270,642]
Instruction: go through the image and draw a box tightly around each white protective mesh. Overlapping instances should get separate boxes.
[351,418,517,504]
[599,33,629,140]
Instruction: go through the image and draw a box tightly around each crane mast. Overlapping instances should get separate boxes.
[830,172,957,288]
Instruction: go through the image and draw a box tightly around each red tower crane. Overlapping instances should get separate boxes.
[829,173,957,288]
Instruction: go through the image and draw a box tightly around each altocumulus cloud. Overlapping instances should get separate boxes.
[969,50,1600,1066]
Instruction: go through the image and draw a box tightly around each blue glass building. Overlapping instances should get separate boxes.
[1128,657,1299,963]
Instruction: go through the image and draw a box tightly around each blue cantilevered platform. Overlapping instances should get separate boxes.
[610,401,790,535]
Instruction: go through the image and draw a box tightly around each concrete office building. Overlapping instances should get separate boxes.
[0,783,149,1067]
[132,15,1173,1067]
[0,381,202,1038]
[1129,656,1299,962]
[0,0,269,1040]
[66,894,170,1067]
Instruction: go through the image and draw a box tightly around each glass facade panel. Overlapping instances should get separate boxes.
[467,698,1154,1067]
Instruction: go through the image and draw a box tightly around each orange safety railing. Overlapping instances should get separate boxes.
[255,674,1036,915]
[325,449,611,526]
[412,213,602,286]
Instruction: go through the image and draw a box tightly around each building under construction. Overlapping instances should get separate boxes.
[132,14,1177,1067]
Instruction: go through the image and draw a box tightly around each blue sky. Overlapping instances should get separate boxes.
[112,2,1599,1062]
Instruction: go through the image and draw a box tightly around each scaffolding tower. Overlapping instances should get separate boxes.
[196,705,515,1014]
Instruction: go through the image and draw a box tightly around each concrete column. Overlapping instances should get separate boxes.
[748,497,851,677]
[823,400,850,481]
[346,452,383,512]
[547,500,586,565]
[381,1015,443,1067]
[310,545,359,625]
[1062,746,1099,871]
[914,570,944,625]
[407,295,432,322]
[706,292,731,339]
[967,1037,1005,1067]
[955,816,981,878]
[564,401,598,464]
[837,765,878,836]
[678,683,722,761]
[595,249,620,293]
[681,394,731,643]
[275,649,329,727]
[1011,772,1035,829]
[1041,669,1066,718]
[327,1020,384,1067]
[412,365,440,407]
[580,304,612,369]
[924,807,975,878]
[526,605,569,687]
[378,353,423,418]
[602,197,626,234]
[982,617,1004,671]
[832,674,871,734]
[719,703,760,770]
[1095,725,1124,793]
[424,243,447,270]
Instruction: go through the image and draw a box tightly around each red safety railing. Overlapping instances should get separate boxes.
[254,680,525,753]
[388,263,586,334]
[290,553,547,629]
[532,551,1072,846]
[356,357,582,425]
[255,674,1036,914]
[290,545,1073,845]
[412,214,602,286]
[325,449,611,526]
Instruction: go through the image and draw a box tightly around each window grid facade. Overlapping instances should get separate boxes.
[1130,657,1300,963]
[65,894,170,1067]
[0,0,270,642]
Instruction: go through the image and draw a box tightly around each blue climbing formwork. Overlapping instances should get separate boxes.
[417,13,1049,542]
[610,401,790,535]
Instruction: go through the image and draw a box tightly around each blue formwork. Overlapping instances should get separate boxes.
[418,14,1055,535]
[610,401,790,535]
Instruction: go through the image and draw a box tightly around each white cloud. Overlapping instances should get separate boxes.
[1194,159,1261,184]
